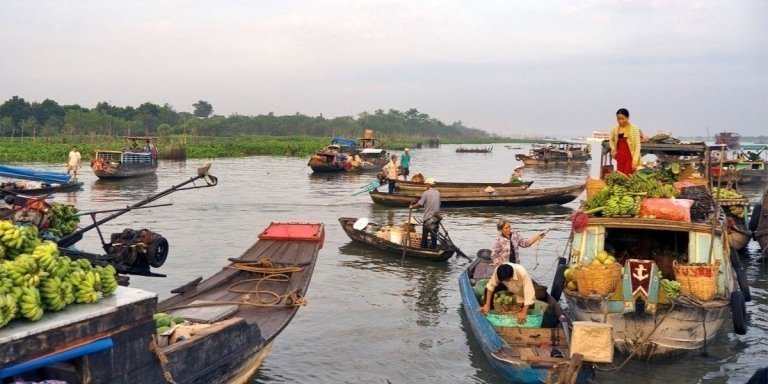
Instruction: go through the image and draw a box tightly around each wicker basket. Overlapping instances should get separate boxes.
[586,177,607,199]
[496,303,524,315]
[574,263,622,297]
[673,260,720,301]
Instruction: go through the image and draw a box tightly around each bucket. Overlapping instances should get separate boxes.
[390,228,403,244]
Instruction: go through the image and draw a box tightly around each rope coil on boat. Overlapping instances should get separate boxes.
[149,335,179,384]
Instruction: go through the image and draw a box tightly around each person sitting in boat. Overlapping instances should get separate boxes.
[509,167,524,184]
[490,219,545,266]
[478,263,536,323]
[409,178,442,249]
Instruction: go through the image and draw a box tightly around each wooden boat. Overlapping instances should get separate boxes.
[0,164,83,196]
[714,131,740,149]
[456,146,493,153]
[459,254,590,383]
[307,136,389,173]
[338,217,454,261]
[90,136,158,179]
[561,142,750,360]
[515,142,591,166]
[395,179,533,192]
[710,144,768,187]
[0,222,325,383]
[370,183,585,208]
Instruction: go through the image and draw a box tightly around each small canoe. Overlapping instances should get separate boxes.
[395,179,533,192]
[459,255,589,383]
[1,180,83,196]
[338,217,455,261]
[370,183,585,208]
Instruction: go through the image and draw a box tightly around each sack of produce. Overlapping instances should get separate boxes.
[638,198,694,222]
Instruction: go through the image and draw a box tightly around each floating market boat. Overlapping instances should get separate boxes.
[515,142,591,166]
[394,178,533,193]
[714,131,740,150]
[456,146,493,153]
[0,164,83,196]
[90,136,158,179]
[307,133,389,173]
[459,252,591,383]
[711,144,768,187]
[559,142,750,360]
[338,217,455,261]
[0,221,325,384]
[370,183,585,208]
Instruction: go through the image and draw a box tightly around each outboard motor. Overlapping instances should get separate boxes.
[105,228,169,275]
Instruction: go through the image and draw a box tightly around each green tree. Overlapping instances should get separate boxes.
[193,100,213,118]
[0,96,33,129]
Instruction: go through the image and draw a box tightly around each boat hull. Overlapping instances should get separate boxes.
[460,256,588,383]
[370,183,585,208]
[338,217,454,261]
[1,181,83,196]
[395,180,533,192]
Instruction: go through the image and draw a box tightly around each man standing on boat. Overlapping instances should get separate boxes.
[383,154,399,194]
[409,178,442,249]
[478,263,536,324]
[399,148,411,181]
[66,145,81,180]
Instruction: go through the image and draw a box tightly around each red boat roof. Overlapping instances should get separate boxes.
[258,222,325,244]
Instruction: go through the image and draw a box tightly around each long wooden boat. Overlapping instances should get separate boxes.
[456,146,493,153]
[459,254,590,383]
[0,222,325,383]
[308,135,389,173]
[515,142,591,166]
[561,142,750,360]
[395,179,533,192]
[1,180,83,196]
[370,183,585,208]
[338,217,454,261]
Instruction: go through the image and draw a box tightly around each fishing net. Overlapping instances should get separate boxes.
[572,210,589,233]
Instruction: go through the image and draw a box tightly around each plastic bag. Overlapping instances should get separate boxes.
[638,198,693,222]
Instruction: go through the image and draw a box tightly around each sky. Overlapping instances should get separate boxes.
[1,1,766,138]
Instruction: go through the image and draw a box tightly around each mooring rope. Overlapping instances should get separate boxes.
[149,335,178,384]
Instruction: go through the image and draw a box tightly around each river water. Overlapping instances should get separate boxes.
[17,142,767,384]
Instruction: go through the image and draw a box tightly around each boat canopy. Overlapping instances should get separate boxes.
[331,137,357,147]
[360,148,384,154]
[0,164,73,184]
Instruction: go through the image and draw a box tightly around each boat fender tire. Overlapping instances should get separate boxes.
[551,264,567,302]
[730,291,747,335]
[748,203,761,233]
[731,249,752,302]
[147,236,169,268]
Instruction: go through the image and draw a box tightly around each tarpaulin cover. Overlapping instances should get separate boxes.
[0,164,73,184]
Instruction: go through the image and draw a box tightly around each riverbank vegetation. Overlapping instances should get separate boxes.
[0,96,545,163]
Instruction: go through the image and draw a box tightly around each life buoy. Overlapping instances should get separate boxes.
[550,258,567,302]
[731,249,752,302]
[730,291,747,335]
[749,203,762,233]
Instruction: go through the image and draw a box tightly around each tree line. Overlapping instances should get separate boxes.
[0,96,491,139]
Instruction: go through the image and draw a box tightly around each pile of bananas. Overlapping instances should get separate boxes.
[0,221,119,329]
[711,187,744,200]
[584,172,678,217]
[1,220,42,260]
[660,278,681,299]
[46,203,80,238]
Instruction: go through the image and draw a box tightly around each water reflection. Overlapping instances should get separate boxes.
[91,175,159,202]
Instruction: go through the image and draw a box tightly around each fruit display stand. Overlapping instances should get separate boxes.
[0,286,158,381]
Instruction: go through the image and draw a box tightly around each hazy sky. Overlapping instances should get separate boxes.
[2,1,766,137]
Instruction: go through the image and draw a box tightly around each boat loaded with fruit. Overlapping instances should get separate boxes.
[551,141,751,361]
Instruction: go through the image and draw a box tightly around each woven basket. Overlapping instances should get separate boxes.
[574,263,622,297]
[673,260,720,301]
[496,303,524,315]
[586,177,607,199]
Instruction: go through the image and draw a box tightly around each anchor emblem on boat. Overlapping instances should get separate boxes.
[623,259,659,314]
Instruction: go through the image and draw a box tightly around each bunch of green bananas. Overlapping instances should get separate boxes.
[0,292,18,327]
[39,276,75,311]
[68,269,101,304]
[712,187,743,199]
[95,265,118,296]
[0,222,42,260]
[6,255,49,288]
[31,240,60,274]
[660,279,681,299]
[18,286,44,321]
[46,203,80,237]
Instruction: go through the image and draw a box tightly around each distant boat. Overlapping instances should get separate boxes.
[307,131,389,173]
[456,146,493,153]
[714,132,740,149]
[515,142,591,166]
[90,136,158,179]
[586,131,610,142]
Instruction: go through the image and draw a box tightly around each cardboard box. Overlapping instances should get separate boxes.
[570,321,614,363]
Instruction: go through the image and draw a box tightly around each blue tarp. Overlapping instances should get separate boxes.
[331,137,357,147]
[0,164,73,184]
